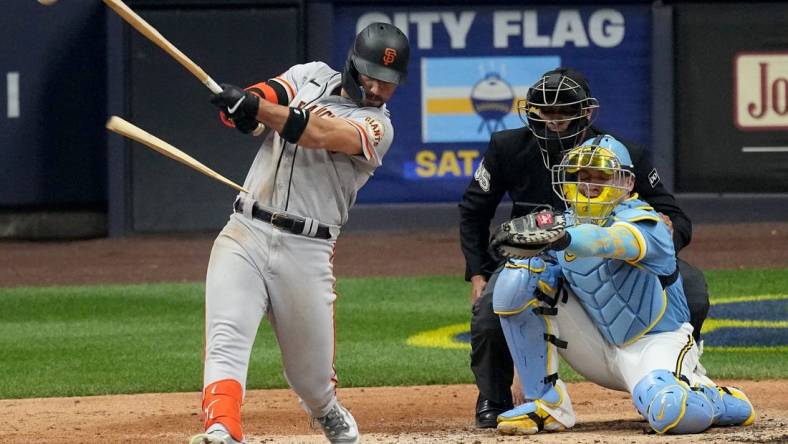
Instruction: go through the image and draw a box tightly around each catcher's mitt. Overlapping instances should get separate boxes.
[490,210,568,259]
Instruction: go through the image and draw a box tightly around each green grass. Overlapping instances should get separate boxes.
[705,269,788,298]
[0,270,786,399]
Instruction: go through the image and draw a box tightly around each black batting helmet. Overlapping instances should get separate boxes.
[517,68,599,167]
[342,22,410,105]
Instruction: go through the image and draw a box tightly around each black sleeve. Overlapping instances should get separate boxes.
[459,136,507,281]
[631,148,692,252]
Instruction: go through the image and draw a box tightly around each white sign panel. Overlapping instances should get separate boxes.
[735,52,788,130]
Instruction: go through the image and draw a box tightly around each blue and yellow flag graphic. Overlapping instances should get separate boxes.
[421,56,560,143]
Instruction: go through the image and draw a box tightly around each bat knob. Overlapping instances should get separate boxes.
[252,123,266,137]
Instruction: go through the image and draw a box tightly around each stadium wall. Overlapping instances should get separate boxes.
[1,1,786,238]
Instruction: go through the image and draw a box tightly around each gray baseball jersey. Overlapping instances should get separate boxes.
[243,61,394,227]
[201,61,395,439]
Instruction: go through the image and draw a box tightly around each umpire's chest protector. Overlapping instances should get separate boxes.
[558,255,670,346]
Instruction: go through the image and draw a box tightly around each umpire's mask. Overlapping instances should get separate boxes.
[518,69,599,168]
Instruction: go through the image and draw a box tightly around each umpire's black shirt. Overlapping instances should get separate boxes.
[459,126,692,281]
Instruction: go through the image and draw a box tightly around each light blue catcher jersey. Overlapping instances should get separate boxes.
[557,196,691,346]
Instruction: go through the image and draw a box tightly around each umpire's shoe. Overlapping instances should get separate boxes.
[475,394,512,428]
[315,401,359,444]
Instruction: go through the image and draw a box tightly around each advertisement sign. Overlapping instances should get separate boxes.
[735,52,788,131]
[334,6,652,203]
[675,4,788,193]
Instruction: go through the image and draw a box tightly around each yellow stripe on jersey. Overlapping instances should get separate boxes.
[612,221,648,263]
[623,214,660,223]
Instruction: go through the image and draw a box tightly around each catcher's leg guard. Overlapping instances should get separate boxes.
[632,369,714,434]
[493,259,574,433]
[697,385,756,426]
[493,259,564,400]
[201,379,244,442]
[496,380,575,435]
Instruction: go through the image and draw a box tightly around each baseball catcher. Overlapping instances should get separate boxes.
[490,135,755,435]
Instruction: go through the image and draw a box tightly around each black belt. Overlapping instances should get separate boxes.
[234,199,332,239]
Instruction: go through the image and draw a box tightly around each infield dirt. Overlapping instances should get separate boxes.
[0,222,786,443]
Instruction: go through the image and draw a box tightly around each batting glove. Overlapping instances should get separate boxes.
[210,84,260,133]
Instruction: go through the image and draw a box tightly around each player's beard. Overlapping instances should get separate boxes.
[362,92,384,107]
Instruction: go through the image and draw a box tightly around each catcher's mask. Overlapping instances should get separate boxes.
[342,22,410,106]
[518,68,599,168]
[551,134,634,224]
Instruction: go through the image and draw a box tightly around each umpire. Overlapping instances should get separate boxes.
[459,68,711,428]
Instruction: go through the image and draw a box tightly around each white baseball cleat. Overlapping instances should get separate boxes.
[315,402,359,444]
[496,380,575,435]
[189,423,244,444]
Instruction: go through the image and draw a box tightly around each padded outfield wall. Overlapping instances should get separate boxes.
[1,1,786,237]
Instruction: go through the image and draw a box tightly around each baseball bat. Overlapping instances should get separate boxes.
[106,116,250,194]
[102,0,265,136]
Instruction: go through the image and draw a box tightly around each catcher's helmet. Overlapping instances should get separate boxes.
[518,68,599,168]
[551,134,634,224]
[342,23,410,106]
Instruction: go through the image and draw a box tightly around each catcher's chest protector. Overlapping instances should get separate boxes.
[558,256,677,345]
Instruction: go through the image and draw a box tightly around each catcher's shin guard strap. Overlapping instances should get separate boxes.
[202,379,244,442]
[543,372,559,386]
[533,306,558,316]
[498,306,560,401]
[534,265,566,307]
[544,333,568,349]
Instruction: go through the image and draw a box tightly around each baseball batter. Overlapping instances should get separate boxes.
[189,23,410,444]
[491,135,755,435]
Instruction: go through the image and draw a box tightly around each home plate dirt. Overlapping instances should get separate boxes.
[1,381,785,443]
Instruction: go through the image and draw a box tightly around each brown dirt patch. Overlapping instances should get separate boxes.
[0,222,786,442]
[1,382,785,443]
[0,223,787,287]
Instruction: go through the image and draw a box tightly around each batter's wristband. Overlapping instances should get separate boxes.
[281,107,310,143]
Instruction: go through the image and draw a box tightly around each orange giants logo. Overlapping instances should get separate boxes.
[383,48,397,66]
[735,52,788,130]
